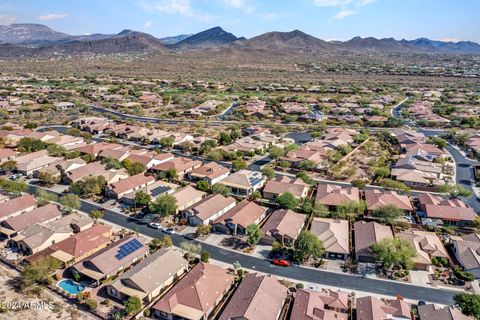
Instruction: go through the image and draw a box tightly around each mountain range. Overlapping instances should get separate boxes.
[0,23,479,57]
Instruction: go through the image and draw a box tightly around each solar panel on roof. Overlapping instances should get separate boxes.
[150,186,171,197]
[249,177,263,186]
[114,239,143,260]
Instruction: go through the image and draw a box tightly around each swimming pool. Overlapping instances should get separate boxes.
[58,279,85,295]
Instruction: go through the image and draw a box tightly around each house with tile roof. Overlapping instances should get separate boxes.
[0,148,16,164]
[63,161,129,184]
[107,248,188,305]
[13,213,93,255]
[356,296,412,320]
[218,273,288,320]
[151,157,202,180]
[397,230,449,270]
[263,176,309,200]
[315,184,360,210]
[354,221,393,263]
[26,224,112,267]
[261,209,305,246]
[72,236,149,286]
[188,162,230,186]
[451,233,480,279]
[291,289,349,320]
[182,194,236,226]
[212,200,268,235]
[221,170,266,197]
[0,203,62,238]
[418,193,476,227]
[152,262,234,320]
[171,186,207,213]
[364,189,413,214]
[122,180,179,206]
[311,218,350,260]
[106,173,156,199]
[0,194,37,222]
[418,304,472,320]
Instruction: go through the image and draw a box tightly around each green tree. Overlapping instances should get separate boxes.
[437,184,473,198]
[36,189,58,206]
[372,238,415,271]
[429,136,448,149]
[101,157,122,170]
[351,180,367,189]
[206,150,224,161]
[261,167,276,179]
[200,251,210,263]
[335,200,365,220]
[196,224,212,237]
[378,179,410,194]
[122,160,146,176]
[371,204,404,225]
[46,144,66,157]
[17,137,49,153]
[124,296,142,314]
[268,146,286,160]
[219,131,232,145]
[246,224,263,245]
[38,171,60,187]
[159,136,175,148]
[89,209,104,222]
[296,172,314,185]
[134,191,151,208]
[454,293,480,319]
[294,230,324,263]
[374,167,390,180]
[150,194,177,217]
[473,216,480,232]
[212,183,231,197]
[232,159,247,171]
[20,256,61,289]
[85,299,98,311]
[298,160,316,171]
[69,176,107,198]
[276,192,298,210]
[0,179,28,196]
[200,140,217,155]
[165,168,178,180]
[59,194,81,213]
[0,160,16,171]
[180,241,202,261]
[196,180,210,192]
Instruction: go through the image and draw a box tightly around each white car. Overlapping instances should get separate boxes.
[163,228,175,235]
[148,223,162,230]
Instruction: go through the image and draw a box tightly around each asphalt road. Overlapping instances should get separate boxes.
[26,184,458,305]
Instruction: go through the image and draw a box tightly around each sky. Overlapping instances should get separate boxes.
[0,0,479,42]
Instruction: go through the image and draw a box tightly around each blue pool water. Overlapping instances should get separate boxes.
[58,279,85,295]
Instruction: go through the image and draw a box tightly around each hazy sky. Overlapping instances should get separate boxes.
[1,0,479,42]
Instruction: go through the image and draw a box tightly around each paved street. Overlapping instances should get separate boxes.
[26,184,458,305]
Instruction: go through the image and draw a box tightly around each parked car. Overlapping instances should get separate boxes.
[148,223,162,230]
[273,259,290,267]
[163,228,175,235]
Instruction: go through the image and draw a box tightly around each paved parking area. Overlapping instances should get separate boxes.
[203,233,228,246]
[252,244,272,259]
[410,269,432,286]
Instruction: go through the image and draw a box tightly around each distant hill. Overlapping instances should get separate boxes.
[244,30,335,53]
[159,34,192,45]
[35,31,167,56]
[171,27,239,49]
[0,23,479,57]
[0,23,70,45]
